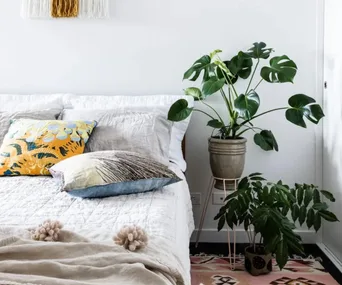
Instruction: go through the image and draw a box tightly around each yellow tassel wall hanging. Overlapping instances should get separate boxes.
[51,0,79,18]
[21,0,109,19]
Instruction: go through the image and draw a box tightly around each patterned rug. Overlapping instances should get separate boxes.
[191,255,339,285]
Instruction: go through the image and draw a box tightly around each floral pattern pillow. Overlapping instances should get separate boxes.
[0,119,96,176]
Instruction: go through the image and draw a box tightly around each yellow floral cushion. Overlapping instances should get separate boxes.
[0,119,97,176]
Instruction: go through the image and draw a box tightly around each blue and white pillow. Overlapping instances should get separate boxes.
[49,150,181,198]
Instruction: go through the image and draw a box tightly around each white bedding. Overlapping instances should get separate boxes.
[0,163,194,283]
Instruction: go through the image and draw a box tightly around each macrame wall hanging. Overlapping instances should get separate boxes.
[21,0,109,19]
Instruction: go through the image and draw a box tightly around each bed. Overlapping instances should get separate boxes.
[0,94,195,285]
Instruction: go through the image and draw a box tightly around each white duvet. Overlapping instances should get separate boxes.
[0,164,194,284]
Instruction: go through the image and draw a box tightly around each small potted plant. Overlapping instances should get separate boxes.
[214,173,338,276]
[168,43,324,189]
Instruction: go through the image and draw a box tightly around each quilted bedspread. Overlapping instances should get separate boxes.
[0,164,194,284]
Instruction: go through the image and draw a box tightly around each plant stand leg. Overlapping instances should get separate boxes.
[195,176,215,248]
[224,178,237,270]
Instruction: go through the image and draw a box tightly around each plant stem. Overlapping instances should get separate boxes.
[200,100,225,126]
[240,107,288,126]
[193,109,216,120]
[220,89,234,120]
[253,231,257,252]
[245,59,260,94]
[254,78,264,91]
[236,126,263,137]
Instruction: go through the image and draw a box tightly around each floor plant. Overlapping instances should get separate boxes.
[214,173,338,275]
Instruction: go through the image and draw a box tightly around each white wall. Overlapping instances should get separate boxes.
[322,0,342,263]
[0,0,323,242]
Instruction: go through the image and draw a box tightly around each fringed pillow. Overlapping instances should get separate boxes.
[49,150,181,198]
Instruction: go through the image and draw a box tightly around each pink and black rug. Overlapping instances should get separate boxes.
[191,255,339,285]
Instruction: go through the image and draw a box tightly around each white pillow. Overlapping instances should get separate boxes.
[64,95,194,171]
[61,110,172,166]
[0,94,66,111]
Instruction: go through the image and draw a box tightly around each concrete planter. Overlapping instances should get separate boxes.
[208,137,247,190]
[244,246,272,276]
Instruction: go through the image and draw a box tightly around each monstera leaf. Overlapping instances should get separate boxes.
[167,99,193,122]
[184,87,204,101]
[244,42,273,59]
[261,55,297,83]
[234,90,260,119]
[183,55,215,82]
[254,130,279,151]
[202,76,225,96]
[285,94,325,128]
[217,52,253,84]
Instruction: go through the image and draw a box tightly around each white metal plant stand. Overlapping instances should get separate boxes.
[195,176,239,270]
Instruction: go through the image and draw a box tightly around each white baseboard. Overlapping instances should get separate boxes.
[317,243,342,273]
[191,229,318,244]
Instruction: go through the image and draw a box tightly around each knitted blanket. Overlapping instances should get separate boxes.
[0,228,186,285]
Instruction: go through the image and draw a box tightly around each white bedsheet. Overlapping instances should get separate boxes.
[0,163,194,283]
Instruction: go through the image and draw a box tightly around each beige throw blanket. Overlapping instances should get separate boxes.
[0,228,186,285]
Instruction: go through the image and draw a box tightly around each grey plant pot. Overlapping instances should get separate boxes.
[208,137,247,190]
[244,246,272,276]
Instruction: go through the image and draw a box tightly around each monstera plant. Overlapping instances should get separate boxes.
[214,173,338,276]
[168,43,324,189]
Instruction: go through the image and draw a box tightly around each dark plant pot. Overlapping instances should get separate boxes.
[244,246,272,276]
[208,137,247,190]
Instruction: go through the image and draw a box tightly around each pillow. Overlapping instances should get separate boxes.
[64,94,194,171]
[0,94,65,112]
[61,110,172,165]
[49,150,181,198]
[0,109,62,145]
[0,119,97,176]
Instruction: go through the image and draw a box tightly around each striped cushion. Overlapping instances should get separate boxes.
[49,150,181,198]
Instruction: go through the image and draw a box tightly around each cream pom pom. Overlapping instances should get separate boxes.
[31,220,63,242]
[113,225,148,252]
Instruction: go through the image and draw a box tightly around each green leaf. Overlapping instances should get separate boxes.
[319,210,339,222]
[314,212,321,232]
[276,238,289,270]
[304,188,313,207]
[288,94,315,107]
[286,109,307,128]
[234,90,260,120]
[238,176,249,190]
[305,104,325,124]
[291,204,300,222]
[217,215,225,232]
[218,53,253,84]
[249,172,263,177]
[167,99,193,122]
[299,206,307,226]
[306,208,315,229]
[202,76,225,96]
[207,120,224,129]
[261,55,297,83]
[312,203,328,211]
[320,190,336,202]
[282,206,290,216]
[297,186,304,206]
[286,94,324,128]
[184,87,204,101]
[254,130,279,151]
[244,42,273,59]
[183,55,214,82]
[210,49,222,59]
[313,189,321,204]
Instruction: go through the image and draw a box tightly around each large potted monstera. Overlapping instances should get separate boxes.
[168,43,324,189]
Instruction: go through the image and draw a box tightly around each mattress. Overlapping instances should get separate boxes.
[0,163,194,283]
